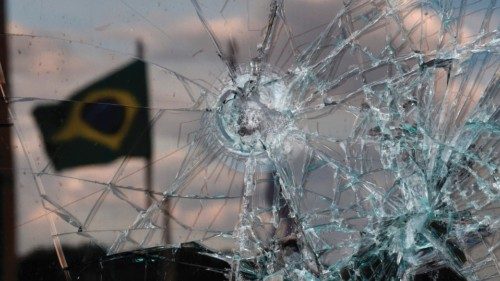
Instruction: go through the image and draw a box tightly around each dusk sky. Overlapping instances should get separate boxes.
[9,0,298,256]
[6,0,492,258]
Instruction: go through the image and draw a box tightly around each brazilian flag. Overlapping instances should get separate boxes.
[33,60,151,171]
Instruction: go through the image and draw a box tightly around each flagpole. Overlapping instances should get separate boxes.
[136,39,173,248]
[136,40,153,209]
[2,14,72,280]
[0,0,17,279]
[135,40,172,247]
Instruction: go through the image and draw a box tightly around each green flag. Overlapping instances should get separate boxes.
[33,60,151,171]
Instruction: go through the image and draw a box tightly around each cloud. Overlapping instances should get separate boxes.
[7,21,32,35]
[10,0,493,257]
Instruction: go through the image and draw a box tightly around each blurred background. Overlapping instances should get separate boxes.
[0,0,497,280]
[3,1,351,279]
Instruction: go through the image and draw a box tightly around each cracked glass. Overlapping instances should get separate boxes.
[5,0,500,280]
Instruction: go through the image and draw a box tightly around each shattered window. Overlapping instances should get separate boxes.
[4,0,499,280]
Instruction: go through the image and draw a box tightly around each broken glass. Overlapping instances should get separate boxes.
[6,0,500,280]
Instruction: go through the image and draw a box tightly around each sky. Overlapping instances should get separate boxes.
[7,0,303,256]
[5,0,494,259]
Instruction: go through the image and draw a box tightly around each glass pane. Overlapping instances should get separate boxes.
[4,0,499,280]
